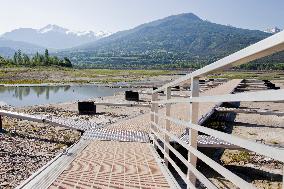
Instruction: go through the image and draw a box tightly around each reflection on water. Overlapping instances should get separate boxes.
[0,86,71,101]
[0,85,128,107]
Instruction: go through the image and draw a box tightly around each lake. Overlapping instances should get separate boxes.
[0,85,129,107]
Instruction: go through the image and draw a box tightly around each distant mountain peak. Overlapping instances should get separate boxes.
[164,13,202,22]
[38,24,67,34]
[1,25,112,49]
[38,24,112,38]
[179,13,201,20]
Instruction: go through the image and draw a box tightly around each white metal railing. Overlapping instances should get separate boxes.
[151,30,284,189]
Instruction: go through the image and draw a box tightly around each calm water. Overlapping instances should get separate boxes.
[0,85,129,107]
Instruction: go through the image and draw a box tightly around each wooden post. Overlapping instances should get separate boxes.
[164,87,171,167]
[188,77,199,187]
[151,93,158,149]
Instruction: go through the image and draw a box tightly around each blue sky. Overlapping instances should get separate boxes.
[0,0,283,34]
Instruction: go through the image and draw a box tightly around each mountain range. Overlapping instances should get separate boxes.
[62,13,276,68]
[0,13,283,68]
[0,25,111,55]
[0,38,45,55]
[77,13,270,55]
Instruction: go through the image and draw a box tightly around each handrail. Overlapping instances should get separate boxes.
[151,122,218,189]
[150,31,284,189]
[153,30,284,93]
[151,122,255,189]
[152,112,284,162]
[153,89,284,104]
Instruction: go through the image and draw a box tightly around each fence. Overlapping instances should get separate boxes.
[150,31,284,189]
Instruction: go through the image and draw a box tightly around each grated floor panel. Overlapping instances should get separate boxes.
[49,140,171,189]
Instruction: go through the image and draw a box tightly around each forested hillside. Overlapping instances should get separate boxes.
[58,13,284,69]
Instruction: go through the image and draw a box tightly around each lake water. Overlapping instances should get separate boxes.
[0,85,129,107]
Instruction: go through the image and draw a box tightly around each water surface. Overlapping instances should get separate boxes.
[0,85,129,107]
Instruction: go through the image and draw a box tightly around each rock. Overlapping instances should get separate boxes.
[0,182,9,186]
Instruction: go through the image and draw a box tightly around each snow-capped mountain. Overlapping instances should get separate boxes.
[38,24,67,34]
[1,25,111,49]
[263,27,282,34]
[38,24,111,38]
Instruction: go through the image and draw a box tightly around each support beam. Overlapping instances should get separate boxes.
[164,87,171,167]
[154,89,284,104]
[188,77,199,187]
[151,93,158,149]
[0,115,2,133]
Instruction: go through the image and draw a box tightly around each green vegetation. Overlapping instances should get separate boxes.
[209,71,284,80]
[222,150,251,164]
[0,67,174,84]
[0,49,72,68]
[239,62,284,70]
[0,79,53,85]
[73,69,172,77]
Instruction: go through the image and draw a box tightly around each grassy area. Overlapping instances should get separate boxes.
[0,79,55,85]
[72,69,173,78]
[209,71,284,80]
[221,150,251,164]
[1,67,283,85]
[0,67,175,84]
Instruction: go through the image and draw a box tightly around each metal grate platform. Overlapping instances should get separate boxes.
[83,128,150,143]
[0,110,100,131]
[49,140,175,189]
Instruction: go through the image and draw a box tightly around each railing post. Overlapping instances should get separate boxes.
[188,77,199,186]
[164,87,171,167]
[0,115,2,133]
[282,167,284,189]
[151,93,158,149]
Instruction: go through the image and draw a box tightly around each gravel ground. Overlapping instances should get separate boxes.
[0,118,81,188]
[0,90,152,188]
[210,79,284,189]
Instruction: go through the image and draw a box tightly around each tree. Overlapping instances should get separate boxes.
[23,54,30,65]
[13,51,18,64]
[44,49,49,66]
[17,50,23,65]
[0,50,72,68]
[0,55,6,66]
[64,57,72,67]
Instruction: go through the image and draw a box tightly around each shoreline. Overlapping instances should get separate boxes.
[0,81,164,88]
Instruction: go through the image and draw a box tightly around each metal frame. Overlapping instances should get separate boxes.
[151,30,284,189]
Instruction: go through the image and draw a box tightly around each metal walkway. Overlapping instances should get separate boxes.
[13,79,242,189]
[49,141,174,189]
